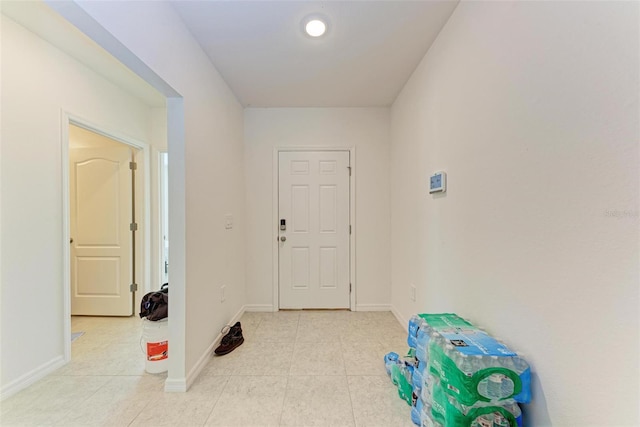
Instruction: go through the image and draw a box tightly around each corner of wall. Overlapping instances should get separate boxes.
[165,304,246,393]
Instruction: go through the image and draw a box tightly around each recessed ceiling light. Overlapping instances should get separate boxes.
[302,15,329,38]
[305,19,326,37]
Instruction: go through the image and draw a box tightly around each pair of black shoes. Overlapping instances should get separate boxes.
[214,321,244,355]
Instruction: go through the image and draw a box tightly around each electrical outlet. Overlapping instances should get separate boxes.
[220,285,226,303]
[410,284,416,302]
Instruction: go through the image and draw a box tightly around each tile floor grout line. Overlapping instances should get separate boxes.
[201,374,231,427]
[276,374,290,426]
[341,341,359,427]
[48,374,113,427]
[287,314,300,377]
[126,375,161,427]
[345,377,360,427]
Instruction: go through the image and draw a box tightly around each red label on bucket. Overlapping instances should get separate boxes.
[147,341,168,361]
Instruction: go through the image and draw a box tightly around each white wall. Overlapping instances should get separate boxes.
[65,0,246,390]
[0,14,161,396]
[390,2,639,426]
[244,108,391,310]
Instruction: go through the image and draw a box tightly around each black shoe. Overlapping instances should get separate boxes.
[214,322,244,355]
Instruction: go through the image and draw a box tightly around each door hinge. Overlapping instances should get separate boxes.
[349,283,352,293]
[129,161,137,170]
[349,225,352,235]
[130,222,138,231]
[347,166,352,176]
[130,283,138,292]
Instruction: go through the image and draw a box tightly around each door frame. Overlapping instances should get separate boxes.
[157,151,169,285]
[61,111,152,363]
[272,146,356,312]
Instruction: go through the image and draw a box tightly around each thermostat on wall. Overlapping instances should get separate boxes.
[429,171,446,194]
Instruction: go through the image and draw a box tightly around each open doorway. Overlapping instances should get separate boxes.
[63,118,153,368]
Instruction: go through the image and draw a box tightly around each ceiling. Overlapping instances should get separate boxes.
[3,0,459,109]
[2,0,166,107]
[171,0,459,107]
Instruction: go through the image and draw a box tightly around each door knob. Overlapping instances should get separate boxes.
[280,236,287,242]
[70,238,74,244]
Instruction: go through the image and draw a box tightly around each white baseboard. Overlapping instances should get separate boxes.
[0,355,66,401]
[165,305,246,393]
[244,304,274,312]
[164,378,187,393]
[390,305,409,332]
[355,304,391,312]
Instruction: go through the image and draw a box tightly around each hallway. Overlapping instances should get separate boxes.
[1,311,413,426]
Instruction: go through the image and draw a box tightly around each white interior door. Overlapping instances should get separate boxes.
[70,145,133,315]
[278,151,350,309]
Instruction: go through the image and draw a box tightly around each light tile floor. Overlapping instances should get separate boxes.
[1,311,414,427]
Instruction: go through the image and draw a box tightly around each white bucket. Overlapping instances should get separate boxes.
[141,318,168,373]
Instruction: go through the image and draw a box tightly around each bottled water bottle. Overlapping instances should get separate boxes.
[431,380,523,427]
[412,365,424,394]
[408,315,425,349]
[414,326,432,363]
[475,356,511,400]
[416,357,427,376]
[410,313,476,352]
[427,330,531,405]
[473,415,492,427]
[386,356,414,405]
[384,351,418,406]
[420,371,436,404]
[384,352,399,376]
[421,401,444,427]
[500,375,515,400]
[411,395,423,426]
[454,352,475,377]
[486,373,504,399]
[493,412,510,427]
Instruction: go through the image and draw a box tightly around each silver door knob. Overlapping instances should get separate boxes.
[280,236,287,242]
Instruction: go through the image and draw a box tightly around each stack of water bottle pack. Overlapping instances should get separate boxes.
[384,313,531,427]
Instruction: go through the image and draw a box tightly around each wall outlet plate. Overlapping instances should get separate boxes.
[429,171,446,194]
[224,214,233,230]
